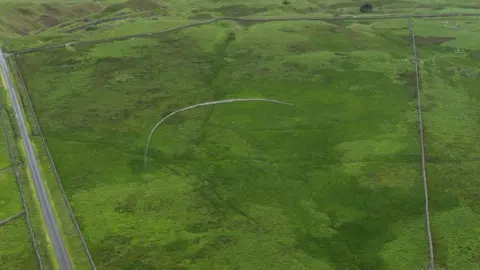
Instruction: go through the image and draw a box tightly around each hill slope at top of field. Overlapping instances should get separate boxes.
[1,0,480,43]
[0,2,104,37]
[101,0,164,14]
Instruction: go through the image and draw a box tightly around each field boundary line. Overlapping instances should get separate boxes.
[0,211,24,227]
[0,106,43,270]
[0,165,12,173]
[10,12,480,55]
[409,16,435,270]
[12,55,97,270]
[0,163,25,173]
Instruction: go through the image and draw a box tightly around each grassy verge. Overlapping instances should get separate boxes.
[414,17,480,270]
[2,0,480,52]
[17,18,433,269]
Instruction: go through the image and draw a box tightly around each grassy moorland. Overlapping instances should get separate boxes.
[0,0,479,269]
[413,17,480,269]
[16,18,436,269]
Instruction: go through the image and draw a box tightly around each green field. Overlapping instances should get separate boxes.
[0,217,39,269]
[0,108,38,269]
[1,0,480,269]
[413,17,480,270]
[16,18,435,269]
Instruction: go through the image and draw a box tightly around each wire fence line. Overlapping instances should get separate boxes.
[0,165,13,173]
[0,105,44,270]
[409,16,435,270]
[10,12,480,55]
[0,211,25,227]
[11,55,97,270]
[4,212,23,225]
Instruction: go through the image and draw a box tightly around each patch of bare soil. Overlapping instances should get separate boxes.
[40,15,59,27]
[188,13,213,20]
[72,3,104,16]
[215,4,268,17]
[40,4,62,16]
[14,7,35,16]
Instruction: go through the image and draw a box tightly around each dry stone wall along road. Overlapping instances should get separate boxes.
[0,49,73,270]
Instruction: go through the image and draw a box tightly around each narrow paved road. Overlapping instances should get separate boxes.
[0,49,73,270]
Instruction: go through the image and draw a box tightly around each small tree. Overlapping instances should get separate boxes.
[360,3,373,13]
[227,31,236,41]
